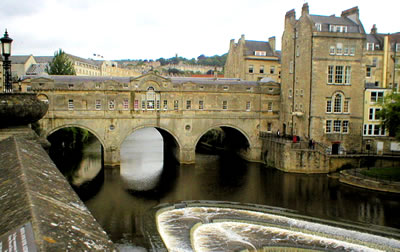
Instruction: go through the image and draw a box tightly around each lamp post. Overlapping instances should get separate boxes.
[1,29,13,93]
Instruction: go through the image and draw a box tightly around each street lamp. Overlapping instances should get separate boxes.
[1,29,13,93]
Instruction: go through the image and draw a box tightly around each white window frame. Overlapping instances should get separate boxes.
[68,99,74,110]
[123,98,129,110]
[95,99,101,110]
[326,100,332,113]
[163,100,168,110]
[246,101,251,111]
[326,120,332,133]
[186,100,191,110]
[199,100,204,110]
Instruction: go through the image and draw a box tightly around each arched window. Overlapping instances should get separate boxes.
[334,94,342,113]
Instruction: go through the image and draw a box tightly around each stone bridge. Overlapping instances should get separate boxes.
[22,73,280,165]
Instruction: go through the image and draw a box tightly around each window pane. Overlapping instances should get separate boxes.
[326,100,332,113]
[333,120,341,132]
[334,94,342,112]
[335,66,343,83]
[326,120,332,133]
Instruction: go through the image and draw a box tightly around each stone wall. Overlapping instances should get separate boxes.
[0,136,116,251]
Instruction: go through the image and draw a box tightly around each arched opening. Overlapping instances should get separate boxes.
[47,126,104,199]
[120,127,180,192]
[196,126,250,157]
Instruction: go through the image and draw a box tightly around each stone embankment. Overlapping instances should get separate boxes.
[339,169,400,193]
[0,136,116,251]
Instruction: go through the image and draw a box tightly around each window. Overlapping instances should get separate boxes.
[372,57,378,66]
[223,86,229,91]
[345,66,351,84]
[255,51,267,56]
[156,100,160,110]
[343,100,349,113]
[289,61,293,73]
[95,83,101,88]
[342,121,349,133]
[334,94,342,113]
[315,23,321,31]
[68,84,74,88]
[396,43,400,52]
[141,100,146,110]
[249,65,254,73]
[329,25,347,32]
[329,46,335,55]
[147,100,154,110]
[123,99,129,110]
[68,99,74,110]
[326,120,332,133]
[335,66,343,83]
[328,65,351,84]
[134,100,139,109]
[246,101,251,111]
[270,66,275,74]
[367,43,374,51]
[174,100,179,110]
[364,124,386,136]
[163,100,168,110]
[268,102,273,111]
[333,120,341,132]
[267,123,272,132]
[326,100,332,113]
[186,100,191,109]
[260,65,264,74]
[336,43,343,55]
[288,89,293,98]
[328,66,334,83]
[199,100,204,110]
[109,100,115,110]
[95,99,101,110]
[369,108,381,120]
[370,91,384,102]
[343,47,349,55]
[366,67,371,77]
[222,100,227,110]
[350,47,355,56]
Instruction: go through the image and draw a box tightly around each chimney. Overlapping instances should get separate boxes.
[341,6,359,23]
[371,24,377,34]
[302,2,309,16]
[269,36,276,52]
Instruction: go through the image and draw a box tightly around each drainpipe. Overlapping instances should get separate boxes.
[308,32,314,140]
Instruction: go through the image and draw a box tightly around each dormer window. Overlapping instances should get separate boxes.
[254,51,266,56]
[315,23,322,31]
[367,43,374,51]
[329,25,347,33]
[396,43,400,52]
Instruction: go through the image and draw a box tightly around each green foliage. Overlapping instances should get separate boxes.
[45,49,76,75]
[378,93,400,140]
[156,53,227,67]
[360,167,400,181]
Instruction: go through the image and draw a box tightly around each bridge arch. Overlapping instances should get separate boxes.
[194,123,253,150]
[119,124,182,151]
[46,124,106,149]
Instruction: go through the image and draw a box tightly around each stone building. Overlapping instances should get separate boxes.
[363,26,400,154]
[280,3,366,154]
[224,35,281,82]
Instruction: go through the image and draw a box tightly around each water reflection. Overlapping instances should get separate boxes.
[72,139,102,186]
[82,153,400,249]
[120,128,164,191]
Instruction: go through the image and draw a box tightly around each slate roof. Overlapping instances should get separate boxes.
[244,40,276,57]
[43,75,131,83]
[34,56,54,63]
[9,55,32,64]
[171,77,260,86]
[310,15,361,33]
[26,63,48,75]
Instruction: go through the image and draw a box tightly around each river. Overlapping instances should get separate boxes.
[49,128,400,251]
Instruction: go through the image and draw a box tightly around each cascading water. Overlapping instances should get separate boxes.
[157,206,400,251]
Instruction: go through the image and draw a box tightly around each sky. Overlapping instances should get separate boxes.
[1,0,399,61]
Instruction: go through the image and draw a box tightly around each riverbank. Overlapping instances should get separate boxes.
[339,168,400,193]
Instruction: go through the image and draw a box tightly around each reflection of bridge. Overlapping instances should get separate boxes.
[24,73,280,165]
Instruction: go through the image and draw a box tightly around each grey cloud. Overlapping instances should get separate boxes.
[0,0,45,17]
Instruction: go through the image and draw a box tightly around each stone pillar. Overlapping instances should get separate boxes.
[240,146,263,163]
[179,147,196,164]
[103,145,120,167]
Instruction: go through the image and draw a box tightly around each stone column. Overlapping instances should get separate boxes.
[179,147,196,164]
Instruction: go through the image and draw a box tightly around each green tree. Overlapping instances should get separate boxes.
[378,92,400,140]
[45,49,76,75]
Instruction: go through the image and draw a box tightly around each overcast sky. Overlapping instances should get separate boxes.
[1,0,398,61]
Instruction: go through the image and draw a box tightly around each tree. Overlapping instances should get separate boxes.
[45,49,76,75]
[378,92,400,140]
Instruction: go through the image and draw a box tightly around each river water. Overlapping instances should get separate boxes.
[50,128,400,250]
